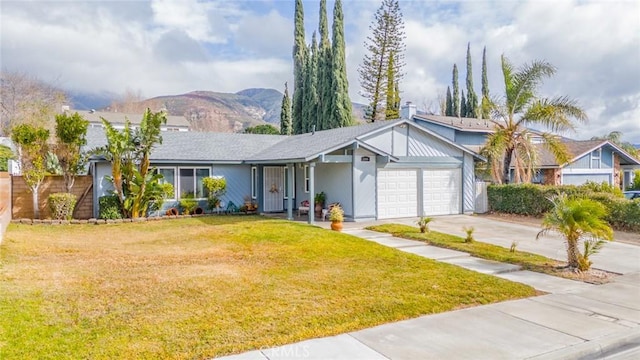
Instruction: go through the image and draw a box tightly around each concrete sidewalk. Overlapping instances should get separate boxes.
[217,216,640,360]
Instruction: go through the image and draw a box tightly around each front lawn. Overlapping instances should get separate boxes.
[366,224,573,278]
[0,216,535,359]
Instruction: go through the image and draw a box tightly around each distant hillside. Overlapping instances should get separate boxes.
[97,87,367,133]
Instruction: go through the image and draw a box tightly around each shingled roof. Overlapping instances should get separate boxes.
[533,139,640,167]
[86,118,480,164]
[413,114,499,132]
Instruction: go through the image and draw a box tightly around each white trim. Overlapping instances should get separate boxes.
[156,166,177,200]
[591,148,601,169]
[561,168,612,175]
[251,166,258,199]
[283,166,295,199]
[304,165,310,193]
[177,166,211,200]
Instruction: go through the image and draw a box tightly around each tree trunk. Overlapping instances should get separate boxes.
[566,238,580,268]
[502,147,514,184]
[32,185,40,219]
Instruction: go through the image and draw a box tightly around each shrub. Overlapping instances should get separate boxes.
[329,205,344,222]
[48,193,77,220]
[179,193,198,215]
[203,177,226,210]
[416,216,433,233]
[99,195,122,219]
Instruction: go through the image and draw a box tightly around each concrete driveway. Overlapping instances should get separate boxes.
[390,215,640,275]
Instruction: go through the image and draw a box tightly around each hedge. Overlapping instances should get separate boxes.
[47,193,77,220]
[98,195,122,220]
[488,183,640,232]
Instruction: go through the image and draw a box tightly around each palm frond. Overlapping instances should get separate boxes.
[522,96,587,132]
[541,133,572,166]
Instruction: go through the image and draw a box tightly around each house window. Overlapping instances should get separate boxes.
[283,167,295,199]
[591,149,601,169]
[304,165,310,193]
[178,167,210,199]
[251,167,258,199]
[157,167,176,199]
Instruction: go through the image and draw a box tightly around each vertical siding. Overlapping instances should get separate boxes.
[392,126,408,156]
[408,129,463,157]
[602,147,613,168]
[463,153,475,213]
[353,148,376,219]
[316,162,353,217]
[566,154,591,169]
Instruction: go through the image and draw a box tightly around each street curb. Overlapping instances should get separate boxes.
[527,326,640,360]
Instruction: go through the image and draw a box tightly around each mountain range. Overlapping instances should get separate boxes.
[71,88,367,133]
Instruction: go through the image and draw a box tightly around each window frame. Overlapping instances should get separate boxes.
[251,166,258,199]
[591,148,601,169]
[283,166,295,199]
[304,165,310,193]
[177,166,211,200]
[156,166,177,200]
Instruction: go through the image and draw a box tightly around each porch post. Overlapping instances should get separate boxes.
[308,162,315,225]
[286,163,294,220]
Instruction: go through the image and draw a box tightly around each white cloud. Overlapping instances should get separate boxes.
[1,0,638,142]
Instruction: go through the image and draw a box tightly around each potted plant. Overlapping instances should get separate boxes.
[203,177,226,213]
[416,216,433,233]
[314,191,326,217]
[179,192,198,215]
[329,204,344,231]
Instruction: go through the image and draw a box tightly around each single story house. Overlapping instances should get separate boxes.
[401,104,640,188]
[86,118,483,222]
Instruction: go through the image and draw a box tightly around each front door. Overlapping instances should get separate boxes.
[263,167,284,212]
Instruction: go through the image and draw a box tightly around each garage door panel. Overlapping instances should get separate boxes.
[377,170,418,219]
[423,169,461,216]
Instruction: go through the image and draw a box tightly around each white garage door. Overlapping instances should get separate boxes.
[563,174,610,186]
[377,169,418,219]
[423,169,461,216]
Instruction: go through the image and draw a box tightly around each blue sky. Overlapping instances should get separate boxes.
[1,0,638,142]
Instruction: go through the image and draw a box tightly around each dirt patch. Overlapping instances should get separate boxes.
[479,213,640,246]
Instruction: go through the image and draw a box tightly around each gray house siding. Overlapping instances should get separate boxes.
[353,148,376,220]
[213,164,251,211]
[413,120,456,141]
[93,162,115,218]
[463,153,475,213]
[455,131,487,146]
[567,147,613,170]
[392,126,408,156]
[408,127,463,157]
[316,162,353,218]
[362,129,393,154]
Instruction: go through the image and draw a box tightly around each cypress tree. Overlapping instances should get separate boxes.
[292,0,307,134]
[481,46,490,119]
[358,0,406,122]
[460,89,467,118]
[445,86,453,116]
[329,0,353,128]
[385,51,399,119]
[452,64,460,117]
[280,82,292,135]
[317,0,332,130]
[302,33,319,133]
[465,42,478,118]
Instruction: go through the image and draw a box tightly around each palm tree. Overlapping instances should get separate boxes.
[536,194,613,271]
[482,55,587,184]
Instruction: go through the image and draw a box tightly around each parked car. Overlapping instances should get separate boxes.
[623,191,640,200]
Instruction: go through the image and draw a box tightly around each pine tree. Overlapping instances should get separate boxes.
[385,51,400,119]
[445,86,453,116]
[329,0,353,128]
[302,33,319,133]
[292,0,307,134]
[452,64,460,117]
[465,42,478,118]
[280,82,292,135]
[481,46,490,119]
[358,0,405,122]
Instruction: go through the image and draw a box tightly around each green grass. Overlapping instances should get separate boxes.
[366,223,565,275]
[1,216,535,359]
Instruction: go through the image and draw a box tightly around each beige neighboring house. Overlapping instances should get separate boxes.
[73,109,190,132]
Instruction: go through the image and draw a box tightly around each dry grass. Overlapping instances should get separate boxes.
[0,216,535,359]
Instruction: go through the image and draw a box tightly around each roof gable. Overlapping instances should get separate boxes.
[535,140,640,167]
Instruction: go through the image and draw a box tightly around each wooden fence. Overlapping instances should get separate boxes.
[12,175,93,219]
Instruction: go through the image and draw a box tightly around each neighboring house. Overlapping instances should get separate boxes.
[74,109,190,132]
[86,118,483,222]
[530,140,640,187]
[401,103,640,188]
